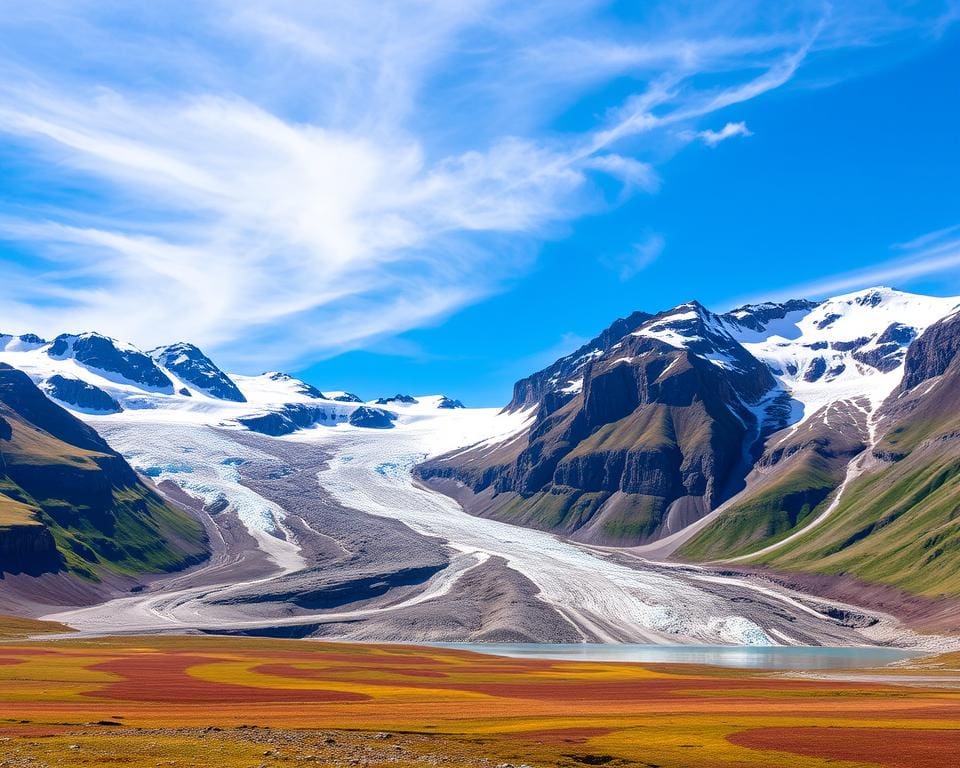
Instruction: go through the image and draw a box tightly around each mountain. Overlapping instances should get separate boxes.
[246,371,326,400]
[0,332,467,441]
[41,375,122,414]
[149,342,246,402]
[48,333,174,391]
[679,288,960,560]
[728,309,960,596]
[418,301,780,545]
[0,331,249,409]
[0,363,206,579]
[418,287,960,573]
[506,310,652,411]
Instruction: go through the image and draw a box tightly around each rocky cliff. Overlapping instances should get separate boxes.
[418,303,777,545]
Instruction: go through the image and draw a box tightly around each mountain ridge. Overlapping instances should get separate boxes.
[418,285,960,596]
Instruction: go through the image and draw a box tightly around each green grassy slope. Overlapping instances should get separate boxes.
[702,318,960,596]
[752,444,960,596]
[0,364,207,580]
[680,451,839,560]
[680,399,868,561]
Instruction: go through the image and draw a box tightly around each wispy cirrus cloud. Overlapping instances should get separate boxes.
[0,1,952,368]
[601,233,665,281]
[735,225,960,306]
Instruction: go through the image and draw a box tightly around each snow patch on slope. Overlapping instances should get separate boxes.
[725,287,960,427]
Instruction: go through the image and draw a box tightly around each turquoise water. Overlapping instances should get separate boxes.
[430,643,919,669]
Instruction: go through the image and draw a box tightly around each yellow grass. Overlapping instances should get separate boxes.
[0,634,955,767]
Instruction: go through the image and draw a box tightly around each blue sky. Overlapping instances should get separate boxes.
[0,2,958,405]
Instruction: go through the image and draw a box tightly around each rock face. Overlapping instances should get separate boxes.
[375,394,418,406]
[897,311,960,392]
[41,374,122,414]
[149,342,246,402]
[507,311,652,411]
[419,288,960,556]
[0,518,61,576]
[0,363,207,578]
[235,404,349,436]
[419,303,777,545]
[348,406,397,429]
[330,392,362,403]
[723,299,820,333]
[48,333,173,391]
[437,397,465,409]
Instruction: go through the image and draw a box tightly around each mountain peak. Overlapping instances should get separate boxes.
[47,332,174,391]
[149,342,246,402]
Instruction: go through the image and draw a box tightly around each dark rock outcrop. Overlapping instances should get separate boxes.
[150,342,246,402]
[437,396,465,409]
[897,312,960,392]
[375,394,418,406]
[47,333,173,391]
[852,343,904,373]
[721,299,820,334]
[236,404,347,436]
[41,375,122,414]
[803,356,827,382]
[0,522,62,576]
[348,406,397,429]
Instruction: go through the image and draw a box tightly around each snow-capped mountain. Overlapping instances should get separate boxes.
[720,287,960,430]
[419,286,960,549]
[510,287,960,438]
[149,342,247,402]
[233,371,326,402]
[0,331,467,434]
[506,310,652,410]
[47,332,175,392]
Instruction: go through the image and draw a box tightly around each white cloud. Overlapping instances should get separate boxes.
[584,154,661,193]
[602,233,665,281]
[0,1,950,369]
[734,226,960,306]
[695,121,753,147]
[893,224,960,251]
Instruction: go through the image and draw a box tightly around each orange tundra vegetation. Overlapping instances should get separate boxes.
[0,619,957,767]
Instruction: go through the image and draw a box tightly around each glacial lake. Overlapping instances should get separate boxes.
[431,643,920,669]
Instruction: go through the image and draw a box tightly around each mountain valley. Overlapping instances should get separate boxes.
[1,286,959,648]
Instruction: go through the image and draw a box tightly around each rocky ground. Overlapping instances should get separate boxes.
[0,727,552,768]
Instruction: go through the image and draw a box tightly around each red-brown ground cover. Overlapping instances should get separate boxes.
[86,653,370,703]
[728,726,960,768]
[0,634,958,767]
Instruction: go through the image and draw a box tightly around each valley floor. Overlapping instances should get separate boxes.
[24,411,948,650]
[0,626,959,768]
